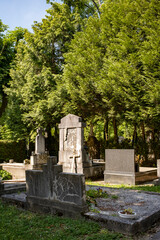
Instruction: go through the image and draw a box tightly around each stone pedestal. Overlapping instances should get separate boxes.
[58,114,91,174]
[104,149,135,185]
[30,152,48,170]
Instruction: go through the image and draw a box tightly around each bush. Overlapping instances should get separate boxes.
[0,140,27,163]
[0,170,12,180]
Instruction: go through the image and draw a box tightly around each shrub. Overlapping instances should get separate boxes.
[0,140,27,163]
[0,170,12,180]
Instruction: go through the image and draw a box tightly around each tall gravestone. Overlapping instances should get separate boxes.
[35,128,45,154]
[30,128,48,170]
[58,114,91,174]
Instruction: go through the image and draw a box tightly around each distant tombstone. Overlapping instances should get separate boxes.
[157,159,160,177]
[35,128,45,154]
[58,114,90,174]
[30,128,48,170]
[104,149,135,185]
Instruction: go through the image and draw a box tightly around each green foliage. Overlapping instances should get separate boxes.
[86,188,109,198]
[86,181,160,193]
[0,169,12,180]
[0,140,27,163]
[0,200,125,240]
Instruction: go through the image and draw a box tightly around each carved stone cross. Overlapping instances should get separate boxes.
[70,150,80,173]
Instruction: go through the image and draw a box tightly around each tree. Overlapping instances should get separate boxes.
[63,0,160,154]
[4,2,88,153]
[0,24,26,118]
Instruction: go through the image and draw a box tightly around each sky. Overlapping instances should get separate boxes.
[0,0,60,32]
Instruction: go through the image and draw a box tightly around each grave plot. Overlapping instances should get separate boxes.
[85,185,160,235]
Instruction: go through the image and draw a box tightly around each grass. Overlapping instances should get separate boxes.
[0,200,128,240]
[86,180,160,193]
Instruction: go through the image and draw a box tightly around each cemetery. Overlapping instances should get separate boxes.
[0,0,160,238]
[1,114,160,238]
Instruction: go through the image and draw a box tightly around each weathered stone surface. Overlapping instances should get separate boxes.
[58,114,91,174]
[35,128,45,154]
[85,185,160,235]
[30,153,48,170]
[0,163,32,179]
[104,149,135,185]
[26,157,87,216]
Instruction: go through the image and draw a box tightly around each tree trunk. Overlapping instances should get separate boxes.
[132,123,137,147]
[0,92,8,118]
[113,118,118,144]
[141,122,145,142]
[89,123,94,136]
[104,117,109,141]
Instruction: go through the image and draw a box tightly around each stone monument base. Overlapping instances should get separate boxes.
[27,196,88,218]
[104,171,136,185]
[30,152,49,170]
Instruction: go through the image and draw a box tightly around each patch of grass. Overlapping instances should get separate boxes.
[0,200,128,240]
[111,195,119,200]
[86,181,160,193]
[86,188,109,199]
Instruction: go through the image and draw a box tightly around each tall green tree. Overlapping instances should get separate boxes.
[0,24,26,118]
[63,0,160,149]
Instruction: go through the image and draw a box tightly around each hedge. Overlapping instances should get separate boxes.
[0,140,27,163]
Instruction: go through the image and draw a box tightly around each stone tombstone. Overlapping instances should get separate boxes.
[30,128,48,170]
[35,128,45,154]
[104,149,135,185]
[26,157,87,217]
[58,114,90,174]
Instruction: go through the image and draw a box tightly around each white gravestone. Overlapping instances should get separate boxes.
[30,128,48,170]
[58,114,91,174]
[35,128,45,154]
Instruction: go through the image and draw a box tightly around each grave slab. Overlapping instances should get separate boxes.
[85,185,160,235]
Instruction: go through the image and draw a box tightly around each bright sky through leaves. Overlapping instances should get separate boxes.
[0,0,60,32]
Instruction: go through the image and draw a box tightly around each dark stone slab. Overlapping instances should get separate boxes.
[26,157,87,217]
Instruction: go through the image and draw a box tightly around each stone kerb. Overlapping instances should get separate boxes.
[104,149,135,185]
[58,114,89,174]
[26,157,87,217]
